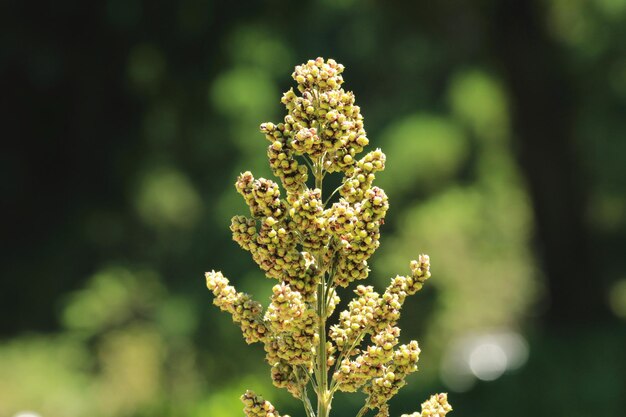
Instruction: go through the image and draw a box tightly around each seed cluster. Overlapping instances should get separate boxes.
[206,271,267,344]
[400,393,452,417]
[205,58,451,417]
[241,390,290,417]
[264,283,317,367]
[327,152,390,287]
[327,259,431,412]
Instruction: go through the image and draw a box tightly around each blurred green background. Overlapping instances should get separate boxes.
[2,0,626,416]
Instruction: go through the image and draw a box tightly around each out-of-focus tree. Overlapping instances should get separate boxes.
[1,0,625,416]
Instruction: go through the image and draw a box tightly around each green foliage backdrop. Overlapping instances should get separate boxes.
[2,1,625,416]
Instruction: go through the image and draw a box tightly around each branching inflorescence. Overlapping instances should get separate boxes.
[205,57,452,417]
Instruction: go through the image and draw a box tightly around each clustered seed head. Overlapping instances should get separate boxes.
[231,215,257,251]
[236,172,286,219]
[321,264,429,413]
[206,271,267,344]
[330,285,379,350]
[330,184,389,286]
[341,149,386,203]
[232,170,321,302]
[290,188,329,251]
[292,57,344,92]
[206,58,451,417]
[241,390,290,417]
[262,58,367,192]
[329,258,431,357]
[332,325,401,393]
[400,393,453,417]
[362,340,421,409]
[270,360,310,399]
[264,283,317,367]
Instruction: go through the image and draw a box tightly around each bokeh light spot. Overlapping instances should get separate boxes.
[441,331,529,390]
[134,166,202,230]
[210,68,277,121]
[448,70,509,143]
[469,343,508,381]
[609,278,626,320]
[127,44,166,91]
[378,115,467,193]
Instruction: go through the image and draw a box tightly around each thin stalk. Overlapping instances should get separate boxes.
[300,384,315,417]
[324,257,337,312]
[304,397,315,417]
[323,184,343,206]
[301,364,319,394]
[314,158,331,417]
[316,262,330,417]
[355,402,370,417]
[302,156,315,177]
[324,284,336,315]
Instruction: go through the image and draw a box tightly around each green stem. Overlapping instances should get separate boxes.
[294,367,315,417]
[354,401,370,417]
[301,365,318,394]
[316,277,330,417]
[314,157,332,417]
[303,156,315,178]
[302,387,315,417]
[323,184,343,206]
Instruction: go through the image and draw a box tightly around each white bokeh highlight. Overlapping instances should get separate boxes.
[13,412,42,417]
[441,330,529,391]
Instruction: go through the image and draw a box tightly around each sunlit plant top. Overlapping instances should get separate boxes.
[206,57,452,417]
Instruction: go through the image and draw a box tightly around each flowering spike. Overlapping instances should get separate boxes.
[205,271,267,344]
[401,393,453,417]
[205,58,452,417]
[241,390,290,417]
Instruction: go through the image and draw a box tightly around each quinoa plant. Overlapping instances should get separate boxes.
[205,58,452,417]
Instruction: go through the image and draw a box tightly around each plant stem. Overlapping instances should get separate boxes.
[316,276,330,417]
[314,158,331,417]
[302,387,315,417]
[323,184,343,206]
[355,401,370,417]
[294,366,315,417]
